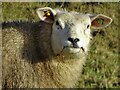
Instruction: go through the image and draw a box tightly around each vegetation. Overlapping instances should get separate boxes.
[2,2,119,88]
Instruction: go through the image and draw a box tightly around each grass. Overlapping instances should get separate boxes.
[1,2,119,88]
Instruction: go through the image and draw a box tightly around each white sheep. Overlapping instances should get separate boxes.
[2,7,112,88]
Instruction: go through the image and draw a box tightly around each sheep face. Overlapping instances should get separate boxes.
[51,13,91,54]
[36,7,112,55]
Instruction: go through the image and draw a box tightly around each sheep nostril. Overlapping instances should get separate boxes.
[68,37,74,42]
[74,38,80,42]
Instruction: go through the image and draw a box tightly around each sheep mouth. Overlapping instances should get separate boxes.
[61,46,85,54]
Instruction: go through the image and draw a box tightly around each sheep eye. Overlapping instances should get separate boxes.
[87,25,90,29]
[56,21,60,26]
[56,20,62,30]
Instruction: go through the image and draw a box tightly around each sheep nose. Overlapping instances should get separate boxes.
[68,37,80,43]
[68,37,80,48]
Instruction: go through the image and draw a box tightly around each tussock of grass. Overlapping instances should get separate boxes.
[2,2,119,88]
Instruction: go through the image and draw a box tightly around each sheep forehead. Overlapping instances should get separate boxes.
[55,12,90,25]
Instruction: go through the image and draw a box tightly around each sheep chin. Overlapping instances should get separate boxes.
[56,46,86,60]
[64,47,79,53]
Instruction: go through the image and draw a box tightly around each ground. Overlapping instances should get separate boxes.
[1,2,120,88]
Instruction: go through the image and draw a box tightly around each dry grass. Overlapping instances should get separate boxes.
[1,2,119,88]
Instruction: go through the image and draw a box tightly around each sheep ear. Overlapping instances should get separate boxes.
[36,7,56,23]
[90,14,112,29]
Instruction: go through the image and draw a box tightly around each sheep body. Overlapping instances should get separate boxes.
[2,7,112,88]
[2,21,86,88]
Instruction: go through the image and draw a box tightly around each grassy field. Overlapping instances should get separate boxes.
[2,2,119,88]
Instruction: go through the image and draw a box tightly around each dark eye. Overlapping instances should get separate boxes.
[56,20,62,30]
[87,25,90,29]
[56,20,59,26]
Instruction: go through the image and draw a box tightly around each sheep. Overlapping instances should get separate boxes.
[2,7,112,88]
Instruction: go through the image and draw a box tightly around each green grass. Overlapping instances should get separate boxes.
[2,2,119,88]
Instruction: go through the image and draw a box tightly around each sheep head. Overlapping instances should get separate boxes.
[36,7,112,55]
